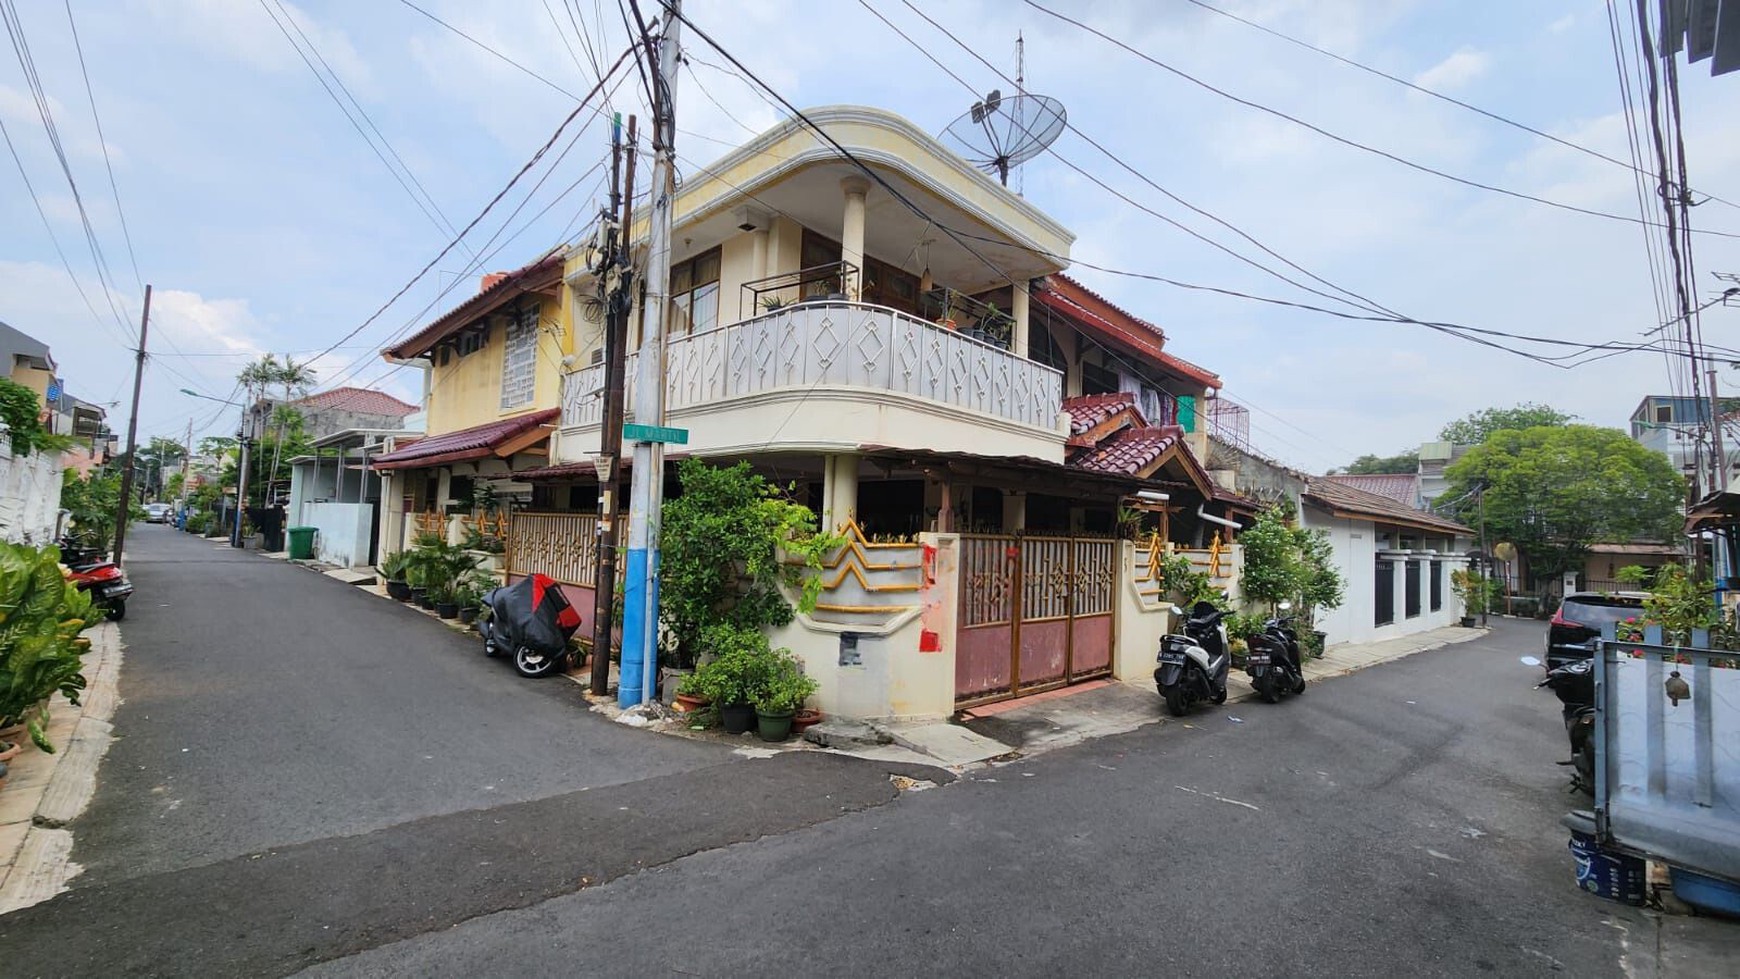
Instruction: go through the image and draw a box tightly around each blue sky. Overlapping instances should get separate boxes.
[5,0,1738,471]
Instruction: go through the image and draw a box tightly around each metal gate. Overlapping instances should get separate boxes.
[956,534,1116,707]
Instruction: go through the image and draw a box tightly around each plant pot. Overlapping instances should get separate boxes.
[417,592,436,610]
[409,587,427,605]
[0,740,21,763]
[756,709,795,742]
[458,606,479,625]
[0,719,22,739]
[719,702,756,735]
[1460,616,1477,628]
[791,707,823,735]
[674,692,712,714]
[386,579,411,601]
[436,601,460,619]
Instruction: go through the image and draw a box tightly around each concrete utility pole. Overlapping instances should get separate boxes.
[591,112,638,697]
[1708,368,1728,493]
[621,2,680,708]
[112,285,151,567]
[232,409,253,548]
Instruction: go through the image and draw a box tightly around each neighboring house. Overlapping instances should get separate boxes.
[368,252,570,559]
[0,321,64,543]
[1301,477,1474,646]
[249,385,419,442]
[286,424,424,568]
[1628,394,1740,483]
[1579,541,1685,592]
[52,391,110,476]
[1417,440,1470,509]
[535,106,1245,719]
[1322,472,1421,509]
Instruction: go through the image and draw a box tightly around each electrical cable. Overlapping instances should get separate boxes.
[61,0,142,293]
[1181,0,1740,213]
[1021,0,1740,241]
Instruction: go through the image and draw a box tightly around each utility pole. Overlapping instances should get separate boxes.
[179,416,193,511]
[1708,367,1727,493]
[621,2,680,708]
[112,285,151,566]
[591,112,638,697]
[1477,484,1490,628]
[232,408,253,548]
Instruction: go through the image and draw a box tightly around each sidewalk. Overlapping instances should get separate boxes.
[0,621,123,914]
[953,624,1488,762]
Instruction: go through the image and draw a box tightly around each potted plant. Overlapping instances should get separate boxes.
[753,652,816,743]
[0,737,21,763]
[687,624,775,734]
[379,550,413,601]
[431,581,460,619]
[791,705,824,735]
[0,542,97,754]
[673,673,712,714]
[1451,569,1492,627]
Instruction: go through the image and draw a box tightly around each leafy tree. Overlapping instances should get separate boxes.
[1441,425,1684,586]
[59,468,144,554]
[137,436,187,499]
[1336,451,1419,475]
[198,435,237,457]
[1439,403,1574,445]
[1239,506,1346,619]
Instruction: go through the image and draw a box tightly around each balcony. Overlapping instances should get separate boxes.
[559,301,1065,462]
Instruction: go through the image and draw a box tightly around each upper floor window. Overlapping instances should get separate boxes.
[668,248,721,336]
[1655,404,1673,424]
[500,304,539,409]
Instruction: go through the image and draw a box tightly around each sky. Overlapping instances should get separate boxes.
[4,0,1738,473]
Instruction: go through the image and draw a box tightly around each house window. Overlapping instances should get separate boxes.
[667,248,721,336]
[1405,560,1422,618]
[1081,359,1119,396]
[1655,404,1673,424]
[1430,560,1444,612]
[500,305,539,409]
[1375,559,1395,627]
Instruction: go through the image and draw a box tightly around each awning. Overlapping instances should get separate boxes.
[1685,489,1740,534]
[369,409,558,471]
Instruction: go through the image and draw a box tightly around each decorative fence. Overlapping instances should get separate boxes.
[1131,532,1238,609]
[505,511,599,587]
[799,518,924,628]
[561,301,1064,433]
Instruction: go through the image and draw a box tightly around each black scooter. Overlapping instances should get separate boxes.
[1538,657,1596,795]
[477,572,582,678]
[1155,601,1232,717]
[1247,601,1307,703]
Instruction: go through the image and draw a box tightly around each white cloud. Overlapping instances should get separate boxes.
[1549,14,1576,34]
[141,0,373,94]
[1414,47,1491,91]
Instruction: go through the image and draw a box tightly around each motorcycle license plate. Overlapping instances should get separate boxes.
[1159,651,1186,666]
[1247,653,1269,667]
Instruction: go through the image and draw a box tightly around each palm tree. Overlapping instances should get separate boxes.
[265,356,318,503]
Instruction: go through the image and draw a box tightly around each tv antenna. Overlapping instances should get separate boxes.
[941,35,1065,188]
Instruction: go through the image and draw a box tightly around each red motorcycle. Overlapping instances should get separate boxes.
[59,537,133,621]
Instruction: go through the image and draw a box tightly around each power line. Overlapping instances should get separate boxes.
[61,0,142,293]
[302,46,634,369]
[1182,0,1740,213]
[1021,0,1740,242]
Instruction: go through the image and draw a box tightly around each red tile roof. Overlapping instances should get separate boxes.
[1320,473,1419,508]
[1062,392,1142,435]
[1039,275,1223,390]
[385,253,564,361]
[1069,426,1179,476]
[370,408,558,470]
[1304,477,1472,535]
[292,386,419,417]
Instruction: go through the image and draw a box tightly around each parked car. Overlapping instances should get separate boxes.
[144,502,173,524]
[1546,591,1647,669]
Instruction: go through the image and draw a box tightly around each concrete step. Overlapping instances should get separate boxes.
[803,719,892,750]
[325,568,377,586]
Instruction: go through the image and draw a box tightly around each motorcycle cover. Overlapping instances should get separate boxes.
[484,574,582,656]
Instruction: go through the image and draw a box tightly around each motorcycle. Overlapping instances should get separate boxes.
[1533,653,1596,795]
[478,573,582,678]
[59,537,132,621]
[1247,601,1307,704]
[1155,600,1232,717]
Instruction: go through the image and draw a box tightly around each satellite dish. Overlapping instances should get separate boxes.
[1494,542,1516,562]
[943,90,1066,187]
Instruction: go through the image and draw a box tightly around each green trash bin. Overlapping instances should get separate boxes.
[287,526,317,560]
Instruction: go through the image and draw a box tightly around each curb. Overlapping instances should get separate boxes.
[0,621,123,915]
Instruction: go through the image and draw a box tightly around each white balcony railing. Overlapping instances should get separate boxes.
[561,301,1063,434]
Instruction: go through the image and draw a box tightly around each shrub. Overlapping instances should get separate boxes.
[0,543,96,752]
[753,649,818,714]
[686,623,779,705]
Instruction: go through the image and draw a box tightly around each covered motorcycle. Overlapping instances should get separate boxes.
[478,573,582,678]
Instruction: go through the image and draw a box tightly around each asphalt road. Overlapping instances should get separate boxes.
[0,537,1728,976]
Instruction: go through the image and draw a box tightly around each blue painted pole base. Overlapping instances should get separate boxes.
[620,546,649,708]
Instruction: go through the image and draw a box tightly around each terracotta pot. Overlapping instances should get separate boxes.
[673,692,712,713]
[0,739,21,763]
[791,707,824,735]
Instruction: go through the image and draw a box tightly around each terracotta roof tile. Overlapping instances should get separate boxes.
[1069,426,1178,476]
[385,253,563,361]
[292,386,419,417]
[1062,392,1140,434]
[1320,473,1419,508]
[370,408,557,469]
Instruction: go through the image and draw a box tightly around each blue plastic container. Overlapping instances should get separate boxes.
[1569,831,1647,906]
[1669,867,1740,919]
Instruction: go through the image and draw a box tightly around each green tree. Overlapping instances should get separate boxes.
[1439,403,1575,445]
[1238,506,1346,619]
[1336,451,1419,475]
[59,468,144,554]
[1441,425,1684,586]
[137,436,187,500]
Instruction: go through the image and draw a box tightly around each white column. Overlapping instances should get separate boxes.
[840,176,870,298]
[1011,282,1030,359]
[1002,490,1026,533]
[824,453,860,531]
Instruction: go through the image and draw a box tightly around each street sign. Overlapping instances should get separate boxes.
[623,423,688,444]
[46,379,61,403]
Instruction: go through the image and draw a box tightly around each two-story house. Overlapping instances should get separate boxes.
[522,106,1249,717]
